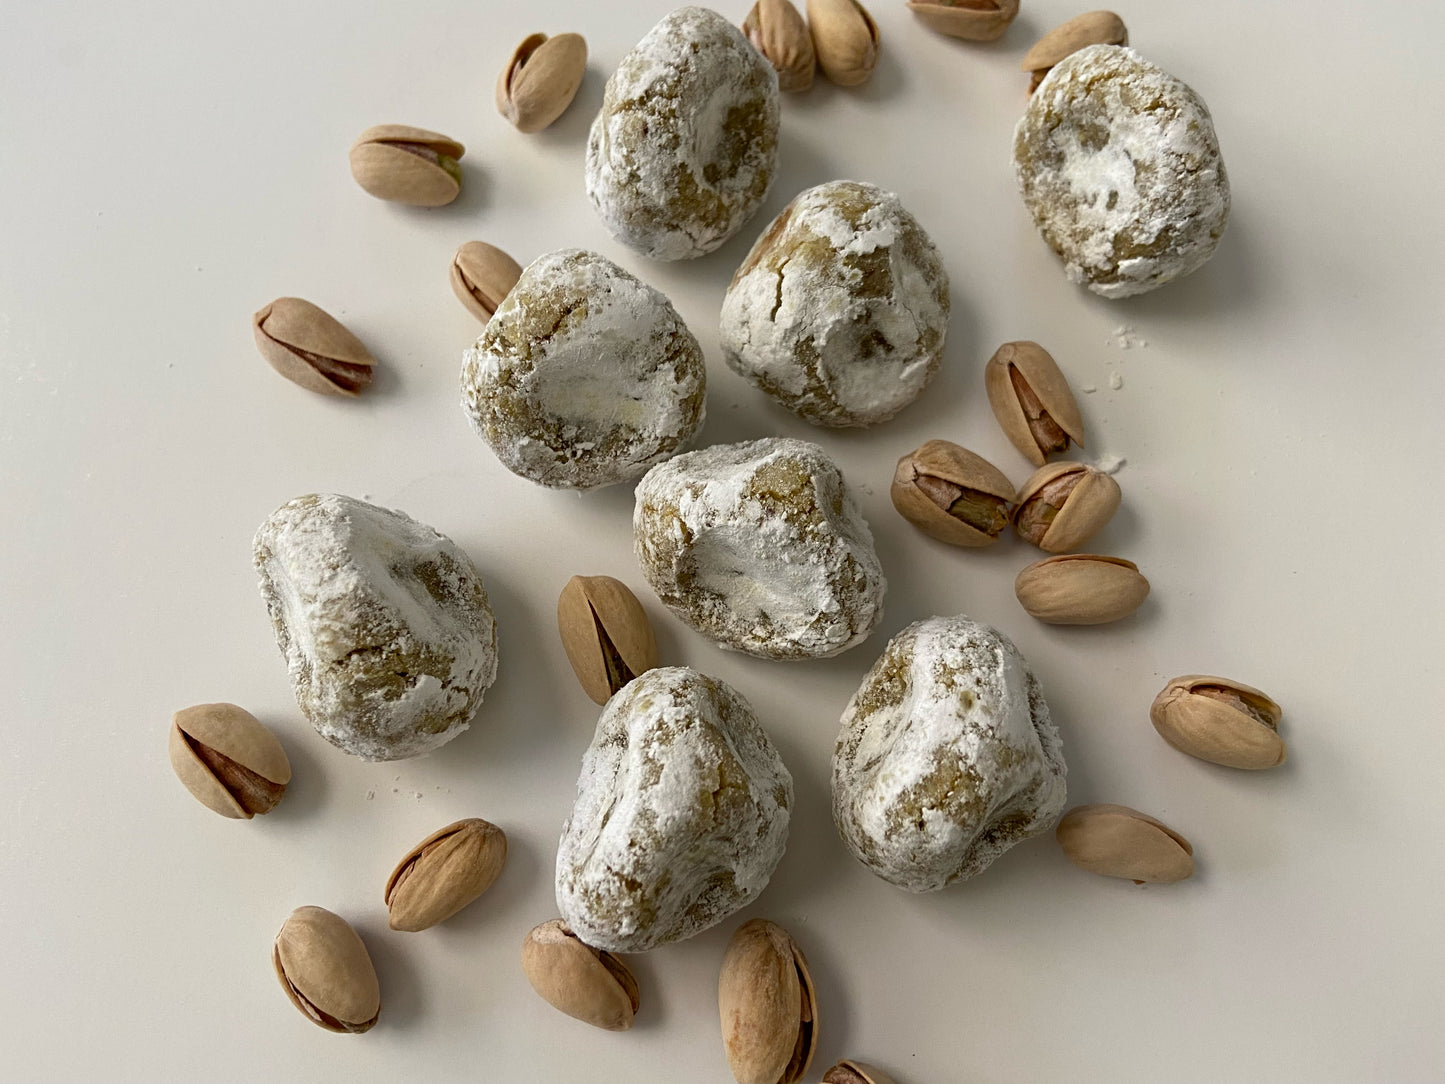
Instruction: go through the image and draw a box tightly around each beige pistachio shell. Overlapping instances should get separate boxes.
[807,0,879,87]
[1056,804,1194,883]
[450,241,523,323]
[1015,554,1149,625]
[272,906,381,1033]
[907,0,1019,42]
[169,703,290,819]
[348,124,464,207]
[496,32,588,133]
[719,919,818,1084]
[557,575,659,705]
[521,919,639,1031]
[1151,675,1286,769]
[252,298,376,397]
[1022,11,1128,91]
[1013,462,1121,553]
[743,0,816,92]
[891,439,1016,547]
[985,341,1084,466]
[384,818,507,931]
[823,1061,898,1084]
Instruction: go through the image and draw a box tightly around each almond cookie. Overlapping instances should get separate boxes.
[586,7,780,260]
[634,438,886,659]
[832,616,1066,890]
[1013,45,1230,298]
[556,667,793,952]
[254,494,498,761]
[721,180,950,427]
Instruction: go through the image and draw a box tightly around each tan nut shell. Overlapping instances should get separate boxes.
[496,33,588,133]
[348,123,464,207]
[557,575,659,705]
[891,439,1016,547]
[252,297,376,397]
[169,703,291,819]
[743,0,816,92]
[1015,554,1149,624]
[823,1061,898,1084]
[450,241,523,323]
[719,919,818,1084]
[985,341,1085,466]
[272,906,381,1033]
[385,818,507,931]
[1056,804,1194,883]
[1014,462,1122,553]
[1151,675,1286,769]
[907,0,1019,42]
[521,919,639,1031]
[807,0,879,87]
[1022,11,1128,90]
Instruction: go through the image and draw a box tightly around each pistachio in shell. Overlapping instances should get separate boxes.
[521,919,640,1031]
[272,906,381,1033]
[890,439,1016,547]
[252,297,376,397]
[1014,554,1150,625]
[807,0,879,87]
[169,703,291,819]
[718,918,818,1084]
[348,123,464,207]
[1056,804,1195,883]
[385,818,508,931]
[449,241,523,323]
[907,0,1019,43]
[557,574,659,704]
[496,32,588,133]
[1150,675,1286,769]
[1013,462,1121,553]
[985,341,1084,466]
[1022,11,1128,92]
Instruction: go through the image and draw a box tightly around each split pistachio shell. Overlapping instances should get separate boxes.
[1022,11,1128,92]
[348,123,464,207]
[272,906,381,1033]
[450,241,523,323]
[807,0,879,87]
[521,919,640,1031]
[385,818,507,931]
[252,298,376,397]
[1151,675,1286,769]
[557,574,659,705]
[1056,804,1194,883]
[891,439,1016,547]
[1015,554,1149,624]
[743,0,816,92]
[169,703,291,819]
[719,919,818,1084]
[823,1062,897,1084]
[907,0,1019,42]
[496,32,588,133]
[1013,462,1121,553]
[985,341,1084,466]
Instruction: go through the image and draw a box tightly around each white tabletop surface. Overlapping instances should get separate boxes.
[2,1,1442,1081]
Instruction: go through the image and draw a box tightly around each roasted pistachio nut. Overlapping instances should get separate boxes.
[385,818,507,932]
[1022,11,1128,92]
[272,906,381,1033]
[252,297,376,397]
[907,0,1019,42]
[496,32,588,133]
[1056,804,1194,883]
[521,919,639,1031]
[807,0,878,87]
[348,123,464,206]
[169,703,291,819]
[823,1062,897,1084]
[1013,462,1121,553]
[1151,675,1285,769]
[719,919,818,1084]
[985,341,1084,466]
[891,439,1016,547]
[743,0,816,92]
[1015,554,1149,624]
[450,241,523,323]
[557,575,659,705]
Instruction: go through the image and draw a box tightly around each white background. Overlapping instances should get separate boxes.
[2,1,1442,1081]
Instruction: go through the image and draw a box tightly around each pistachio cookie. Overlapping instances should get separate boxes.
[254,494,498,761]
[832,616,1066,891]
[634,437,886,659]
[720,180,951,427]
[586,7,781,260]
[556,667,793,952]
[1013,45,1230,298]
[461,249,706,490]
